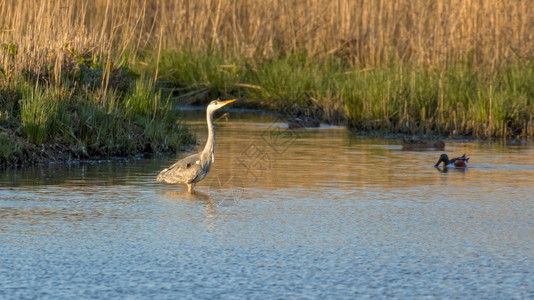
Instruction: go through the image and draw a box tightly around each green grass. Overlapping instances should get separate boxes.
[3,45,534,168]
[19,87,56,145]
[0,132,17,160]
[69,77,193,156]
[157,49,245,97]
[0,38,195,167]
[155,49,534,139]
[0,72,193,167]
[335,62,534,138]
[19,84,70,144]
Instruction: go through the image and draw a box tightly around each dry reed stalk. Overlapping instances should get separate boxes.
[2,0,534,73]
[0,0,148,83]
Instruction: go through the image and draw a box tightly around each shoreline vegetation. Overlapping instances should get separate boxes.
[2,0,534,167]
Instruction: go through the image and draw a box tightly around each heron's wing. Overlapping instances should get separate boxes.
[156,153,203,184]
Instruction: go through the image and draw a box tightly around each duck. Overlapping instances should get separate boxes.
[434,153,469,168]
[401,138,445,150]
[287,116,320,129]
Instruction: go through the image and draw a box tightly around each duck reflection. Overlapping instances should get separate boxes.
[435,166,468,173]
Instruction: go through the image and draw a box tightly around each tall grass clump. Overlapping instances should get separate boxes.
[126,75,193,152]
[0,73,193,167]
[125,75,158,118]
[0,132,18,167]
[342,62,534,138]
[74,97,132,155]
[19,84,70,144]
[246,53,322,105]
[155,49,245,102]
[19,88,57,145]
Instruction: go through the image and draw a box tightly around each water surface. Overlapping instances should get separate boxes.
[1,110,533,298]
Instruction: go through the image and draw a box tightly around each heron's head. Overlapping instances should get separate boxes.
[207,99,237,112]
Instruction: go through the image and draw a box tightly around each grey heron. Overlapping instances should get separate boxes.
[156,99,237,192]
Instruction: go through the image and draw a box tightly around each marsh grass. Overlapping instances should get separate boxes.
[126,75,158,118]
[5,0,534,79]
[70,77,192,156]
[125,75,193,152]
[157,50,534,138]
[19,85,69,144]
[157,49,244,98]
[0,1,196,166]
[2,0,534,151]
[0,75,193,167]
[0,132,17,161]
[342,63,534,138]
[246,53,323,105]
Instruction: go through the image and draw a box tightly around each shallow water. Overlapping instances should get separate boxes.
[1,110,533,299]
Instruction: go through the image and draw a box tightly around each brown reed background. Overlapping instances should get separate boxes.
[2,0,534,71]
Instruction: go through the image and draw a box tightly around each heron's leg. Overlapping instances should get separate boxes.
[187,183,196,193]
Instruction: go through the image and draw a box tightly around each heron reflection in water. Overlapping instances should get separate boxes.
[156,99,237,192]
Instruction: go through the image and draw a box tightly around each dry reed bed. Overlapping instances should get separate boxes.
[2,0,534,74]
[157,0,534,68]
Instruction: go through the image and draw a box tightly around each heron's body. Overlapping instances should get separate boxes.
[156,99,236,192]
[434,153,469,168]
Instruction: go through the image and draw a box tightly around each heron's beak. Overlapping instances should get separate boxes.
[221,99,237,106]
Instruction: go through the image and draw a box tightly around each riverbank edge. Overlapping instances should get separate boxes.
[152,49,534,141]
[0,73,195,169]
[2,101,532,170]
[3,49,534,169]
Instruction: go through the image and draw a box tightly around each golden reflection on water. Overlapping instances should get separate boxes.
[183,116,534,194]
[1,111,533,300]
[1,110,533,227]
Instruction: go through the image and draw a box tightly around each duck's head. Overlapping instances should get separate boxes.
[434,153,450,167]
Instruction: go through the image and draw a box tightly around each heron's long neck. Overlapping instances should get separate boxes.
[202,109,215,161]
